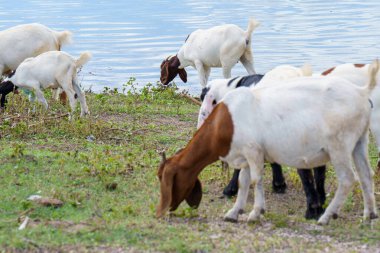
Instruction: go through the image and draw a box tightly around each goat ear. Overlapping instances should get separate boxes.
[178,68,187,83]
[160,61,170,85]
[160,60,166,69]
[185,178,202,208]
[156,167,175,218]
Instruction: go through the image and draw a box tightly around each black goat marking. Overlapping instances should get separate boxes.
[227,76,239,87]
[200,87,210,102]
[0,80,18,107]
[235,74,264,88]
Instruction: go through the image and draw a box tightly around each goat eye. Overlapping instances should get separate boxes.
[212,100,217,105]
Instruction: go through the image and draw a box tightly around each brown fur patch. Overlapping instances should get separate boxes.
[354,63,365,68]
[59,91,67,105]
[156,103,234,217]
[321,67,336,76]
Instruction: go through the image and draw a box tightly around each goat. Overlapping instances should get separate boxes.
[0,23,72,77]
[197,64,321,218]
[277,62,380,219]
[160,19,260,87]
[321,63,380,171]
[0,23,72,107]
[157,59,379,225]
[2,51,91,117]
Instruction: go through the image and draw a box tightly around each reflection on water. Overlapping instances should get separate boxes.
[0,0,379,94]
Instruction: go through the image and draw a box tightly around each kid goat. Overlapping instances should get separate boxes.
[0,23,72,107]
[160,19,260,87]
[157,59,380,225]
[2,51,91,117]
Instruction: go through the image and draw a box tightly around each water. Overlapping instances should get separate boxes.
[1,0,379,94]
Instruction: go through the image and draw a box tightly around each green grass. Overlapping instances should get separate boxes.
[0,81,379,252]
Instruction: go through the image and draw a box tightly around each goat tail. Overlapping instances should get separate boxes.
[365,59,380,94]
[55,30,73,47]
[75,52,92,68]
[245,18,260,41]
[300,63,313,77]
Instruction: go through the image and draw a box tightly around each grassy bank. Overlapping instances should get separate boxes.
[0,82,379,252]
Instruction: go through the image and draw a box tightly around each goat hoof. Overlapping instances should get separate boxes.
[247,209,261,223]
[224,216,238,223]
[260,208,265,214]
[247,216,260,224]
[317,215,330,225]
[305,205,324,220]
[223,185,238,197]
[332,213,338,219]
[272,181,287,194]
[370,212,378,220]
[238,209,244,214]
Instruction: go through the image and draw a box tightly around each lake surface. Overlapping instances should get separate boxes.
[1,0,380,94]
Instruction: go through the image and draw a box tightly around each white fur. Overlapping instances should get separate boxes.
[256,64,312,87]
[221,60,379,225]
[197,64,312,128]
[0,23,72,76]
[177,19,260,87]
[320,63,380,153]
[9,51,91,117]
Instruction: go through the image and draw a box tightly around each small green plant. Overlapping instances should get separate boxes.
[11,143,25,158]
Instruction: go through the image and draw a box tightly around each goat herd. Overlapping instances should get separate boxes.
[0,19,379,226]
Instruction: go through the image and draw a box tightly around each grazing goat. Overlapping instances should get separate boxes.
[157,59,379,225]
[0,23,72,77]
[197,64,325,219]
[265,62,380,219]
[160,19,260,87]
[0,23,72,107]
[321,63,380,170]
[3,51,91,116]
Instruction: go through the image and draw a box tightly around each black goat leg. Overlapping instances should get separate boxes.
[223,169,240,197]
[313,166,327,207]
[297,168,323,220]
[271,162,287,193]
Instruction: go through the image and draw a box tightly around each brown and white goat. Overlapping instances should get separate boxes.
[160,19,260,87]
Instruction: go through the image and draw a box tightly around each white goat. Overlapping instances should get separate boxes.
[320,63,380,170]
[7,51,91,116]
[156,60,379,225]
[197,64,312,128]
[0,23,72,76]
[160,19,260,87]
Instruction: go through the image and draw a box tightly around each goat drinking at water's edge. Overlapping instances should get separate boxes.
[160,18,260,87]
[0,23,72,107]
[156,59,379,225]
[1,51,91,117]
